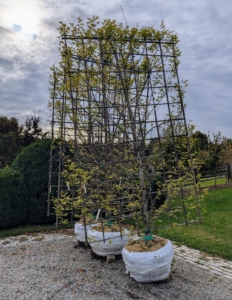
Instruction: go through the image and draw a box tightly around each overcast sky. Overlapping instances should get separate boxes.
[0,0,231,137]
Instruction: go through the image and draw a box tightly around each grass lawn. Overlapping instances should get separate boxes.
[0,223,74,239]
[167,177,228,190]
[199,177,227,188]
[159,186,232,260]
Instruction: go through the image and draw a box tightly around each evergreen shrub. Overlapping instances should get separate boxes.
[11,139,56,224]
[0,168,27,228]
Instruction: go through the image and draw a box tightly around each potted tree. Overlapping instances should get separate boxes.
[88,221,130,256]
[122,234,173,283]
[50,17,202,278]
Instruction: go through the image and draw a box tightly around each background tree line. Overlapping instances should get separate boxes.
[192,131,232,171]
[0,113,49,168]
[147,129,232,174]
[2,111,230,174]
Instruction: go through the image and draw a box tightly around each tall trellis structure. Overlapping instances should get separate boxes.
[47,18,202,233]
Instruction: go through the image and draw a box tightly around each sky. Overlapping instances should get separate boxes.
[0,0,232,137]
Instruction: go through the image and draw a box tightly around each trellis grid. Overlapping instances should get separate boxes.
[47,21,202,237]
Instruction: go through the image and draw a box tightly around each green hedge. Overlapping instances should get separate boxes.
[0,168,27,228]
[11,139,56,225]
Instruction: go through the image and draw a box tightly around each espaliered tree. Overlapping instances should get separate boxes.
[49,17,203,234]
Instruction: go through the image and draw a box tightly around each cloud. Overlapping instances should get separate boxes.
[0,0,231,138]
[13,24,22,32]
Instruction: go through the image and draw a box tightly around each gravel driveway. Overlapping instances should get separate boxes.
[0,235,232,300]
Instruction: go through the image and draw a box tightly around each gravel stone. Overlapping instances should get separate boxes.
[0,236,232,300]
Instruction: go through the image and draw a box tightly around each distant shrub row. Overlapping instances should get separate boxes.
[0,139,56,229]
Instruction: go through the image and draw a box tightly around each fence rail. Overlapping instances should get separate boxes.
[198,164,231,188]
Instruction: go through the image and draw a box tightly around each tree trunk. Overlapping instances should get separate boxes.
[228,163,232,182]
[137,152,150,233]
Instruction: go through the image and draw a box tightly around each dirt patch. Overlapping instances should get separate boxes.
[56,229,74,236]
[125,237,167,252]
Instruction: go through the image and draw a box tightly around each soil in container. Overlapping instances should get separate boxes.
[125,237,167,252]
[93,224,129,232]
